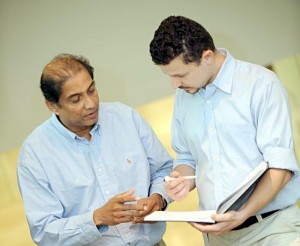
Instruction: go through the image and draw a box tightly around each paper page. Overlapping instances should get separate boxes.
[216,161,268,214]
[144,210,216,223]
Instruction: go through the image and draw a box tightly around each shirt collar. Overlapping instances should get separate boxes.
[51,112,101,142]
[210,48,236,94]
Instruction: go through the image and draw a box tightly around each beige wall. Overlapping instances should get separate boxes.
[1,1,299,244]
[271,55,300,160]
[1,0,300,151]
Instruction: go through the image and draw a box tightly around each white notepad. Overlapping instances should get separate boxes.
[144,210,216,223]
[145,161,268,223]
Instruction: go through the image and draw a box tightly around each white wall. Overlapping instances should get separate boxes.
[1,0,300,151]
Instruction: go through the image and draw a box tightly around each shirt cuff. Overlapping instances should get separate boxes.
[264,147,299,172]
[81,211,108,243]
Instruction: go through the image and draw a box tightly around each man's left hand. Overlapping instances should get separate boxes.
[133,193,164,223]
[189,210,248,235]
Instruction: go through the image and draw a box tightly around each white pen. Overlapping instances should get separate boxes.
[164,175,197,182]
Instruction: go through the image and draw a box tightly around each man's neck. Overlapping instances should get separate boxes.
[210,50,226,83]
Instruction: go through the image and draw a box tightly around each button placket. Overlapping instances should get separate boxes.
[204,93,223,205]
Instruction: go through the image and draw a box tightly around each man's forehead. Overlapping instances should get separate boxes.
[160,58,197,76]
[60,72,94,97]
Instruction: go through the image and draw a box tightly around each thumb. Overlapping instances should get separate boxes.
[170,170,181,178]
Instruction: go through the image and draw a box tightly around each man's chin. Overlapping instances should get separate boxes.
[184,88,199,94]
[89,116,99,126]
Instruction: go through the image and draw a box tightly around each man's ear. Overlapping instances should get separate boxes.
[45,101,59,115]
[202,50,214,65]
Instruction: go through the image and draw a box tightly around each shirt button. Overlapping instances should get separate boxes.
[206,100,211,104]
[209,127,215,133]
[97,168,101,172]
[106,190,110,194]
[213,154,218,160]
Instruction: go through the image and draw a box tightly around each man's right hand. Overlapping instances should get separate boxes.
[164,170,191,202]
[93,189,145,226]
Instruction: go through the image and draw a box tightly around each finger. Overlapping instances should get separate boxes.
[165,177,187,190]
[136,198,148,206]
[170,170,181,178]
[132,216,145,224]
[139,200,162,218]
[189,222,224,235]
[132,215,157,224]
[122,195,141,203]
[111,215,137,224]
[138,204,154,217]
[211,210,236,223]
[108,198,145,213]
[113,209,143,219]
[122,203,145,212]
[189,222,210,231]
[165,180,188,195]
[116,189,135,198]
[113,190,141,204]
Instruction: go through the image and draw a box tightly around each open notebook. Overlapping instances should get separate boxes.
[144,161,268,223]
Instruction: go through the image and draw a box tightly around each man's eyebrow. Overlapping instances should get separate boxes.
[88,80,95,88]
[67,80,95,99]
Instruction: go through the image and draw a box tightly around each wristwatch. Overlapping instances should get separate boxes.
[161,197,168,211]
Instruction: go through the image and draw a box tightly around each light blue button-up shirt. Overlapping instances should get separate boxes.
[172,49,300,214]
[17,102,173,246]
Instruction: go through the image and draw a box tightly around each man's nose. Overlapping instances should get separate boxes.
[84,96,96,109]
[171,77,181,89]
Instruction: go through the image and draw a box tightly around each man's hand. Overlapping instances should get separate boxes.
[189,210,248,235]
[133,193,164,223]
[164,170,190,201]
[93,189,145,226]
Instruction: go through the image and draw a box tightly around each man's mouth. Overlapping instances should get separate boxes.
[85,110,98,119]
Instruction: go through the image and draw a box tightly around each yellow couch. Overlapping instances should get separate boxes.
[0,147,34,245]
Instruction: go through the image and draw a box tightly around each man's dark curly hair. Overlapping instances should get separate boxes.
[40,54,94,103]
[150,16,216,65]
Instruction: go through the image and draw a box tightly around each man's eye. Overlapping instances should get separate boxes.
[71,98,80,104]
[89,87,95,94]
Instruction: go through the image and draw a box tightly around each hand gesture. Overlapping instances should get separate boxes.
[133,193,164,223]
[93,189,145,226]
[164,171,190,201]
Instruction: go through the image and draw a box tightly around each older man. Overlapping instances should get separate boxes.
[17,54,172,246]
